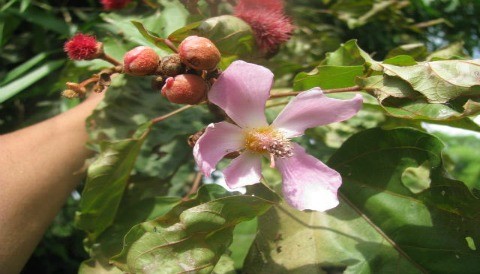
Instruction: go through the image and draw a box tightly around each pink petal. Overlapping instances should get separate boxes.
[223,152,262,188]
[276,143,341,211]
[208,60,273,128]
[272,88,363,138]
[194,121,244,176]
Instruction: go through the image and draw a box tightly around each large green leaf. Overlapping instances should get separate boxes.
[376,60,480,103]
[297,41,480,122]
[329,128,480,272]
[111,184,275,273]
[244,203,423,274]
[245,128,480,273]
[75,122,152,239]
[79,178,181,274]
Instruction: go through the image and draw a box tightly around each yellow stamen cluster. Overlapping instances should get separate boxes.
[244,127,293,158]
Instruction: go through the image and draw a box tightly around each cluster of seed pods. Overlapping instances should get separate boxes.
[123,36,221,105]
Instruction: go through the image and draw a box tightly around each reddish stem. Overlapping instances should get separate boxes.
[100,53,121,66]
[269,85,362,99]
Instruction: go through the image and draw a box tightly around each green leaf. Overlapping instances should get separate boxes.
[293,40,374,91]
[131,20,172,53]
[357,75,421,102]
[358,75,479,121]
[229,218,258,269]
[79,259,123,274]
[0,59,64,103]
[80,180,181,274]
[246,128,480,273]
[427,42,468,61]
[293,65,364,91]
[111,185,275,273]
[385,43,428,60]
[328,128,480,272]
[212,255,236,274]
[244,203,423,274]
[374,60,480,103]
[19,0,30,13]
[0,52,49,86]
[100,12,173,56]
[169,15,255,68]
[100,0,188,54]
[322,39,375,67]
[75,122,152,239]
[12,6,70,35]
[0,12,22,47]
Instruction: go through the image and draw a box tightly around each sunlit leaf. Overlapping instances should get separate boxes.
[111,185,275,273]
[75,122,152,239]
[246,128,480,273]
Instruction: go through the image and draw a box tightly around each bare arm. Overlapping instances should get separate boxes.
[0,94,104,273]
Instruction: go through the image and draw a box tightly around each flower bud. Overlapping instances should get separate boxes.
[123,46,160,76]
[159,54,185,77]
[178,36,221,71]
[161,74,207,105]
[64,34,103,60]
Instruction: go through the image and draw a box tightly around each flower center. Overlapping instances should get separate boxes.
[244,127,293,158]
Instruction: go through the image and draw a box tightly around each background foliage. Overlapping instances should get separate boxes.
[1,0,479,273]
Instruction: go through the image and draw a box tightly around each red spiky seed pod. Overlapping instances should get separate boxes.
[234,0,293,56]
[161,74,207,105]
[123,46,160,76]
[64,34,102,60]
[178,36,221,71]
[100,0,132,10]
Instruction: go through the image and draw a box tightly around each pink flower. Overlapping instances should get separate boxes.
[234,0,294,56]
[194,61,363,211]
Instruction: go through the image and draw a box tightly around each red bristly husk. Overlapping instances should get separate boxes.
[234,0,293,55]
[64,34,101,60]
[100,0,132,10]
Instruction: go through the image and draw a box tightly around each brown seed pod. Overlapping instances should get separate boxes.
[123,46,160,76]
[178,36,221,71]
[161,74,208,105]
[159,54,186,77]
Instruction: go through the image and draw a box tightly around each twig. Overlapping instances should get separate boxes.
[79,76,99,87]
[269,85,362,99]
[100,53,121,66]
[151,101,205,124]
[164,39,179,53]
[413,18,449,29]
[182,172,203,201]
